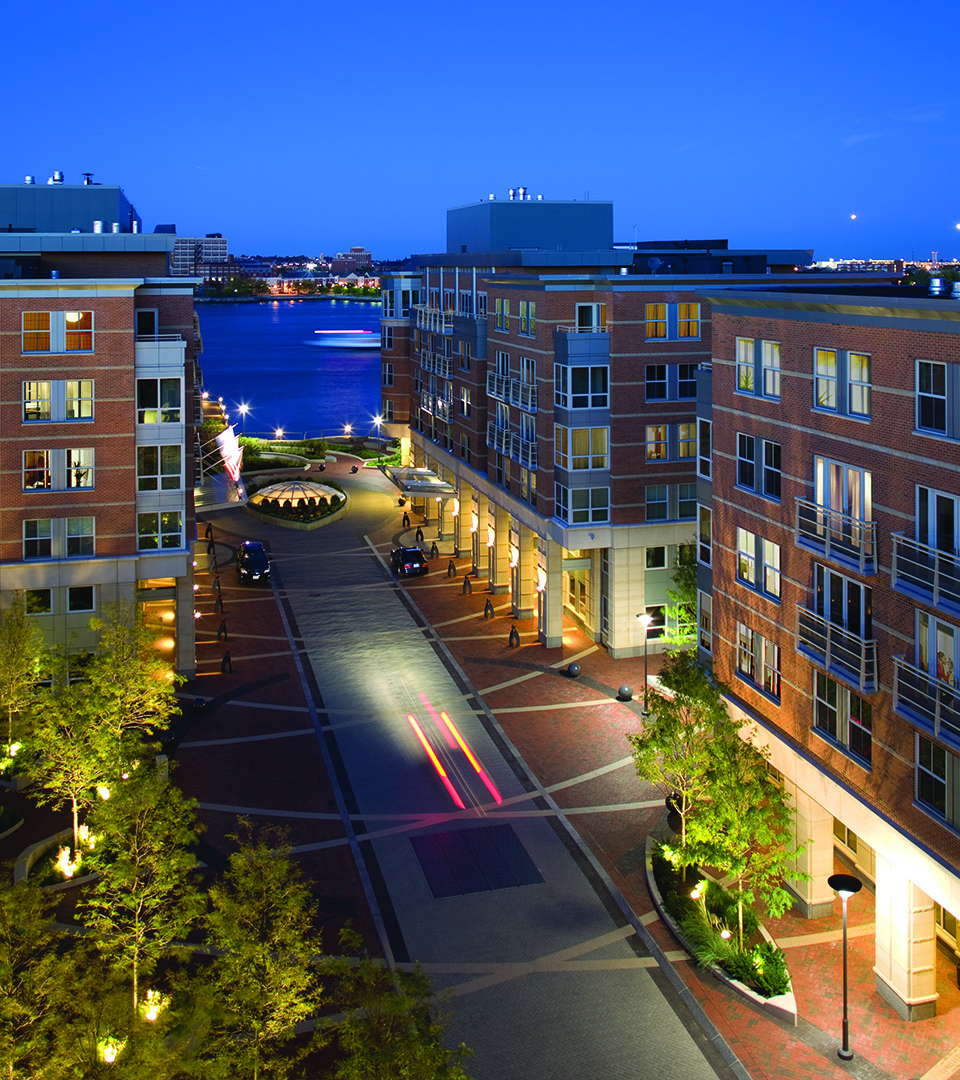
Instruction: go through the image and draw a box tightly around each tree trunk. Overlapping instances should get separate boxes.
[133,957,138,1017]
[72,795,80,856]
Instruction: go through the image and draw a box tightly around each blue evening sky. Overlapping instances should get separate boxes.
[4,0,958,262]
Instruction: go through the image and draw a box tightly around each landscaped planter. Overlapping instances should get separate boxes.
[14,828,98,893]
[0,814,23,843]
[644,834,798,1025]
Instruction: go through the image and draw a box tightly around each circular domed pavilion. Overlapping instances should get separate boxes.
[249,480,339,507]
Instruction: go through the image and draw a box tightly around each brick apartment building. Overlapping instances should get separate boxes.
[698,282,960,1020]
[0,177,199,673]
[380,193,876,658]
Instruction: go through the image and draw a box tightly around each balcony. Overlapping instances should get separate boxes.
[486,422,511,455]
[894,655,960,742]
[892,534,960,615]
[135,334,186,372]
[421,351,453,380]
[486,372,509,401]
[556,323,608,333]
[420,392,452,422]
[796,606,877,694]
[511,433,537,469]
[795,499,876,576]
[509,380,537,412]
[415,306,453,334]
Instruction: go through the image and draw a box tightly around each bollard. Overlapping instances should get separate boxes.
[430,541,439,560]
[447,559,457,578]
[403,512,410,529]
[415,526,424,542]
[508,624,520,648]
[617,685,633,702]
[483,598,495,619]
[204,522,213,540]
[217,619,228,642]
[462,576,473,595]
[566,662,582,678]
[207,540,215,557]
[215,592,224,614]
[221,650,232,674]
[212,576,220,596]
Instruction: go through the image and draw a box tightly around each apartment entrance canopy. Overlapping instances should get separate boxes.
[386,466,457,497]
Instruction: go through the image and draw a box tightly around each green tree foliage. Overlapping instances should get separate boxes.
[29,682,106,853]
[662,542,697,647]
[330,930,472,1080]
[0,591,46,753]
[203,821,326,1079]
[0,879,67,1078]
[82,768,203,1015]
[627,652,737,866]
[684,733,803,947]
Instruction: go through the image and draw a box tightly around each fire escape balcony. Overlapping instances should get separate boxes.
[796,606,877,694]
[893,655,960,743]
[795,499,876,576]
[892,533,960,616]
[415,306,454,334]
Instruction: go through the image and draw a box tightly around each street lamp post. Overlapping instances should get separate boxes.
[238,403,249,437]
[373,414,383,466]
[636,613,654,714]
[828,872,863,1060]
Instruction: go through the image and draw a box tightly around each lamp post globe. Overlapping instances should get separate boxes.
[636,613,655,714]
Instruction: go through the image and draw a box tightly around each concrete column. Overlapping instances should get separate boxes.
[472,493,488,578]
[511,520,536,619]
[176,568,197,677]
[454,483,472,557]
[874,853,938,1020]
[605,542,648,659]
[784,785,836,918]
[487,503,510,594]
[537,536,563,648]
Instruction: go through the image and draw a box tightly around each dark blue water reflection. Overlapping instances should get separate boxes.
[196,299,382,439]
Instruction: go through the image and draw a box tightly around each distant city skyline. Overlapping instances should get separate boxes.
[5,0,958,262]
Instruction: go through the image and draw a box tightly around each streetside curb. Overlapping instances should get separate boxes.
[14,828,99,892]
[362,533,753,1080]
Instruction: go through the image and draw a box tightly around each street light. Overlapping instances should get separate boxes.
[636,613,654,714]
[344,423,352,436]
[828,872,863,1060]
[275,428,284,441]
[238,403,249,437]
[373,414,383,465]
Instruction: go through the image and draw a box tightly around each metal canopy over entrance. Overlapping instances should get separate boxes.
[386,466,457,497]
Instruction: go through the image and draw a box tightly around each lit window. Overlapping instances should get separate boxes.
[22,312,51,352]
[23,451,51,490]
[678,303,699,338]
[22,311,93,352]
[65,380,93,420]
[816,672,872,765]
[646,424,668,460]
[645,304,666,339]
[23,381,52,422]
[698,591,712,652]
[65,311,93,351]
[137,379,181,424]
[815,348,838,410]
[736,338,755,392]
[66,449,94,489]
[762,342,781,399]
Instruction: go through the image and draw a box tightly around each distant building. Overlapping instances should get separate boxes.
[0,176,200,673]
[171,233,229,278]
[332,246,372,275]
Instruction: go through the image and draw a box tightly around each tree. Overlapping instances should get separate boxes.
[203,821,326,1079]
[627,652,737,872]
[29,682,106,853]
[662,542,697,647]
[0,591,46,755]
[684,732,804,948]
[83,602,184,772]
[331,930,472,1080]
[0,879,68,1078]
[82,768,203,1016]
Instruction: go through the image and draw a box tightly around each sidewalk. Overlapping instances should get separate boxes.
[372,510,960,1080]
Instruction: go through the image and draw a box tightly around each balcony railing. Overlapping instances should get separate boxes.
[486,372,509,401]
[795,499,876,576]
[557,324,609,333]
[486,422,511,454]
[415,306,453,334]
[509,380,537,412]
[893,655,960,741]
[511,433,537,468]
[421,351,453,379]
[892,533,960,614]
[796,606,877,694]
[420,391,452,421]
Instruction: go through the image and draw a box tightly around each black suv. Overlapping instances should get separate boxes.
[236,540,271,583]
[390,546,428,576]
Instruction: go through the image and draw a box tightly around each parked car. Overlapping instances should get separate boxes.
[390,546,428,576]
[236,540,271,583]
